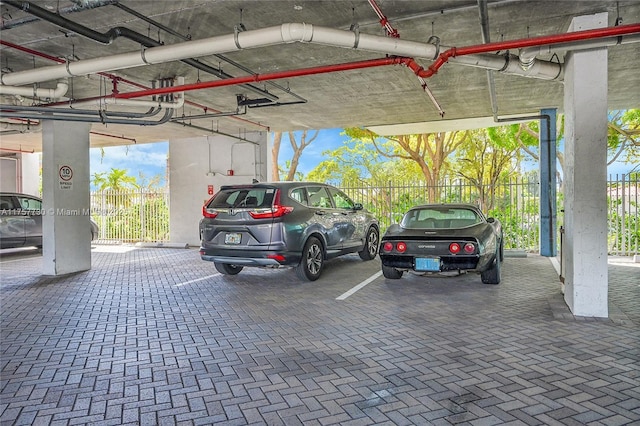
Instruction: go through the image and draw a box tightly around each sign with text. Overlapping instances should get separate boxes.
[59,165,73,190]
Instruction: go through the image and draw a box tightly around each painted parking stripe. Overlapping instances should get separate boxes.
[336,271,382,300]
[175,274,219,287]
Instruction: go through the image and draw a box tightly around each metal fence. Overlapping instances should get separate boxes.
[90,190,169,243]
[89,175,638,255]
[335,174,639,256]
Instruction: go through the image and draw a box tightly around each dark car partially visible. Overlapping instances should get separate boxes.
[379,203,503,284]
[0,192,99,249]
[199,182,379,281]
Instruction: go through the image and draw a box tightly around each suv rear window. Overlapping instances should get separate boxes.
[209,188,275,208]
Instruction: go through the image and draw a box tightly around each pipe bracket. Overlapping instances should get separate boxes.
[352,27,360,49]
[427,35,440,60]
[234,26,242,49]
[140,46,152,65]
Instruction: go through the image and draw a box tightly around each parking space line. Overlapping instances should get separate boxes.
[336,271,382,300]
[175,274,219,287]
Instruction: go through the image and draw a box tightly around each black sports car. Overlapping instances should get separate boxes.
[379,203,503,284]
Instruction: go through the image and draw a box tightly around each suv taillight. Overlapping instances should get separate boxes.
[202,205,218,218]
[202,195,217,218]
[248,189,293,219]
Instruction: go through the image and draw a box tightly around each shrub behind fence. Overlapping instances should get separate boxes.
[90,190,169,243]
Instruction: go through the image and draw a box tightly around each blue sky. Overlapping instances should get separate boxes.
[89,128,635,188]
[90,141,169,189]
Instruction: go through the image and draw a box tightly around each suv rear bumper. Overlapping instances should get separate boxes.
[200,249,302,267]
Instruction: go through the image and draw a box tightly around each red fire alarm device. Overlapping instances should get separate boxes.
[207,185,214,195]
[227,169,234,176]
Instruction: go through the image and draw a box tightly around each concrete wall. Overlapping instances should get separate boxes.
[0,152,39,195]
[0,157,17,192]
[21,153,40,196]
[168,132,268,246]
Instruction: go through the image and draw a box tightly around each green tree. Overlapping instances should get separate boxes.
[344,127,469,202]
[274,130,319,181]
[92,168,138,192]
[607,109,640,167]
[454,127,520,211]
[92,168,139,208]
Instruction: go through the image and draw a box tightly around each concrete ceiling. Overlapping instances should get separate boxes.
[1,0,639,153]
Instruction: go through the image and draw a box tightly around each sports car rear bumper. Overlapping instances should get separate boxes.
[380,254,481,272]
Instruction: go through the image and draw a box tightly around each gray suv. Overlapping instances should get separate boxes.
[199,182,379,281]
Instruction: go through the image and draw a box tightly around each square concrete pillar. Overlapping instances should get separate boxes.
[42,120,92,275]
[562,13,609,317]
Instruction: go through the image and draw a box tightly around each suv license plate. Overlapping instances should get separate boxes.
[224,233,241,244]
[415,257,440,271]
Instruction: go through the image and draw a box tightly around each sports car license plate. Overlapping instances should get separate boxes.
[224,232,241,244]
[415,257,440,272]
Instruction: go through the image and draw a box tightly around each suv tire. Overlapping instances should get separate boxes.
[358,227,379,260]
[295,236,324,281]
[215,262,243,275]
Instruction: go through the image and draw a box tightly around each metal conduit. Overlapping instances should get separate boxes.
[0,105,175,126]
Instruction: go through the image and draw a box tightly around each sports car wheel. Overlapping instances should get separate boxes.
[214,262,243,275]
[296,237,324,281]
[481,253,501,284]
[382,265,403,279]
[358,227,379,260]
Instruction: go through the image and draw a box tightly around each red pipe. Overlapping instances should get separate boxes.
[368,0,400,38]
[419,22,640,78]
[90,131,136,143]
[116,57,408,99]
[0,40,268,129]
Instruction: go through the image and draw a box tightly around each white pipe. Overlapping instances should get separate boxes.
[0,23,440,86]
[0,79,68,98]
[519,33,640,70]
[453,53,562,80]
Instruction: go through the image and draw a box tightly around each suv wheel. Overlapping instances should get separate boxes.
[295,237,324,281]
[215,262,243,275]
[358,227,379,260]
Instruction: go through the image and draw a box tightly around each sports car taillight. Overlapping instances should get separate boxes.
[382,241,406,253]
[463,242,476,254]
[449,242,461,254]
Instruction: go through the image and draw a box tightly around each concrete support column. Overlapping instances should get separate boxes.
[562,13,609,317]
[42,120,92,275]
[539,108,557,257]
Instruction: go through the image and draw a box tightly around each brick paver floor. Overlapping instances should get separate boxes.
[1,246,638,425]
